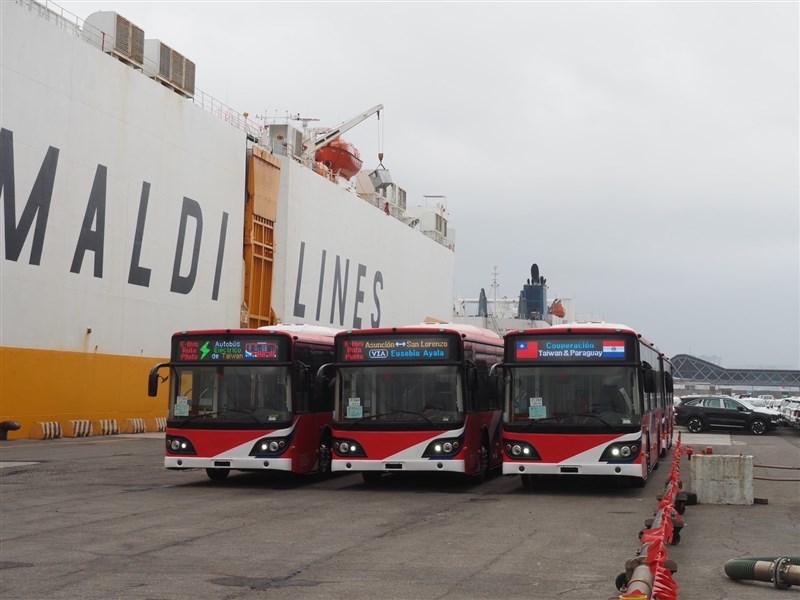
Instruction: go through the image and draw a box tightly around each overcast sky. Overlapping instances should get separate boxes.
[61,1,799,369]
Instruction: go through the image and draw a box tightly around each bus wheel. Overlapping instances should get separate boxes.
[206,468,229,481]
[521,474,535,491]
[362,472,383,486]
[474,441,490,483]
[317,441,332,476]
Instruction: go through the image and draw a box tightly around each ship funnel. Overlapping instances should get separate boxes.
[531,263,539,283]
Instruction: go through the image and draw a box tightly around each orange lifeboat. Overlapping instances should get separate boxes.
[314,139,363,180]
[549,300,565,318]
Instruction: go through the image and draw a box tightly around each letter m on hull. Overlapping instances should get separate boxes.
[0,128,59,265]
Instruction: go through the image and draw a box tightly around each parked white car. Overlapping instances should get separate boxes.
[779,398,800,429]
[748,398,769,409]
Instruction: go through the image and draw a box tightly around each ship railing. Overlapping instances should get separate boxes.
[18,0,261,141]
[357,193,410,220]
[420,228,454,250]
[192,90,262,140]
[16,0,81,35]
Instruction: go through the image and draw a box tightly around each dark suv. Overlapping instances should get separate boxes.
[674,395,781,435]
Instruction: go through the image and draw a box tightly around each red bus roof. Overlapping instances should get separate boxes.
[337,322,502,344]
[172,325,341,345]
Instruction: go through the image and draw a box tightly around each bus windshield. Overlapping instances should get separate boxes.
[509,365,641,426]
[170,365,292,422]
[336,365,463,423]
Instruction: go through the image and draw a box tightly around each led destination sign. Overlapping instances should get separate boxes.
[338,335,456,362]
[514,336,628,361]
[173,336,288,362]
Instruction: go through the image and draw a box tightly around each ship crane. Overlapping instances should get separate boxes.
[302,104,383,155]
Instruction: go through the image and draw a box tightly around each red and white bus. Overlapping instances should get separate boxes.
[321,324,504,484]
[497,323,674,488]
[148,325,339,481]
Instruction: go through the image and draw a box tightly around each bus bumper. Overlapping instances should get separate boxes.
[333,459,466,473]
[165,457,293,471]
[502,461,642,477]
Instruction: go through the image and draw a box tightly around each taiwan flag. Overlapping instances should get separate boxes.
[516,340,538,359]
[602,340,625,358]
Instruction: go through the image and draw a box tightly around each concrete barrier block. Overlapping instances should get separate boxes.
[122,418,146,434]
[689,454,753,505]
[91,419,119,436]
[64,420,93,438]
[146,416,167,432]
[30,421,62,440]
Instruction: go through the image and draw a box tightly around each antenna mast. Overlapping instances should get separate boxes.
[490,266,499,316]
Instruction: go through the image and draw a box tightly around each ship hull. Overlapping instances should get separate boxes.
[0,1,454,438]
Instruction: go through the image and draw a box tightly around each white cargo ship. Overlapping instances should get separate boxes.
[0,0,455,438]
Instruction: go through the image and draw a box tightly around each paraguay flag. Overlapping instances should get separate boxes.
[602,340,625,358]
[516,340,538,359]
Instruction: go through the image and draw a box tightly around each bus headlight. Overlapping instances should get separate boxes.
[249,436,290,457]
[600,440,641,462]
[503,440,540,460]
[422,437,463,458]
[165,436,196,455]
[332,438,366,457]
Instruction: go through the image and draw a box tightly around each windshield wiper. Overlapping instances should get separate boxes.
[345,410,434,425]
[520,412,617,430]
[177,408,265,426]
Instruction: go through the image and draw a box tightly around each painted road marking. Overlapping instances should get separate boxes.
[677,432,733,445]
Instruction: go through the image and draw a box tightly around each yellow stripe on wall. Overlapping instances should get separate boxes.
[0,347,168,440]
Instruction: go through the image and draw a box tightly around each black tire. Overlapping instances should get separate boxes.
[206,468,229,481]
[686,417,703,433]
[317,441,331,476]
[615,573,628,592]
[521,474,535,491]
[749,418,767,435]
[628,475,646,488]
[474,440,490,483]
[362,472,383,486]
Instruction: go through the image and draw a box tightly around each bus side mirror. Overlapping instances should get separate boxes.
[148,363,170,397]
[466,364,478,391]
[489,363,504,399]
[314,363,335,398]
[665,372,674,393]
[643,367,656,394]
[295,361,310,393]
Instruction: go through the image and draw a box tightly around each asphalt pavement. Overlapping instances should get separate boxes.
[0,427,798,600]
